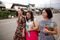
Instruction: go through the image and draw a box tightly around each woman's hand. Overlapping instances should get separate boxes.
[44,28,49,32]
[44,27,57,35]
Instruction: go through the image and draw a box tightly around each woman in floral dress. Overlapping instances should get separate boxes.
[14,8,26,40]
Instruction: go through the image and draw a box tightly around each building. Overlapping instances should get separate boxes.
[11,3,28,11]
[0,1,6,11]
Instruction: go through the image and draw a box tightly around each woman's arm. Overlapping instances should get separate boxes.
[31,21,39,31]
[45,26,57,35]
[48,27,57,34]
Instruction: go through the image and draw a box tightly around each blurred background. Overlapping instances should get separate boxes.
[0,0,60,40]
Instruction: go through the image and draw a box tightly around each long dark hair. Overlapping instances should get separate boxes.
[26,11,34,21]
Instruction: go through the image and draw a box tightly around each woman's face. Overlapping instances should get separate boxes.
[18,9,22,16]
[26,12,31,19]
[42,10,48,18]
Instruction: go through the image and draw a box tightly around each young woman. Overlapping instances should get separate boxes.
[14,8,26,40]
[39,8,57,40]
[26,11,39,40]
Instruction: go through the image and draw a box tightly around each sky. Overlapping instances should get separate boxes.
[0,0,60,9]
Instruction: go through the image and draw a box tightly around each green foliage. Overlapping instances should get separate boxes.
[0,10,17,19]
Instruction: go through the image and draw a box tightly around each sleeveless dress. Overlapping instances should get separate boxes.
[14,17,26,40]
[39,19,57,40]
[26,20,38,40]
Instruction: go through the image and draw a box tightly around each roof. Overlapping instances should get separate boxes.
[11,3,28,8]
[0,1,5,8]
[0,4,5,8]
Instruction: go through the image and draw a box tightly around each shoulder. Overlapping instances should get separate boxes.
[51,19,56,23]
[39,19,45,24]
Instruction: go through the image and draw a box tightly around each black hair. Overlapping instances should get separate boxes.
[42,8,53,19]
[26,11,34,21]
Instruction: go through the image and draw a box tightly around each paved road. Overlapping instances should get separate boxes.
[0,13,60,40]
[0,18,17,40]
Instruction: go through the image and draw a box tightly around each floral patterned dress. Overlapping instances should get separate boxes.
[14,17,26,40]
[39,19,57,40]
